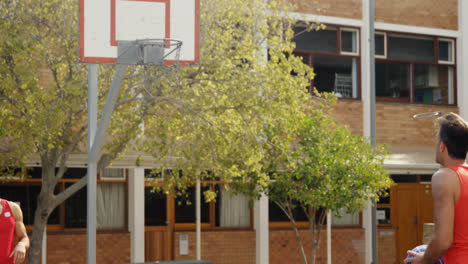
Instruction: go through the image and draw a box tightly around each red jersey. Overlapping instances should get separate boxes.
[0,199,15,264]
[443,165,468,264]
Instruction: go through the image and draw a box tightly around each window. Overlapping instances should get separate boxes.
[375,32,456,105]
[145,187,167,226]
[0,185,60,225]
[0,167,127,230]
[314,55,359,98]
[414,64,454,104]
[376,63,410,100]
[388,35,434,62]
[215,184,250,228]
[294,26,337,53]
[438,39,455,64]
[375,32,386,58]
[175,186,210,224]
[331,208,359,226]
[293,24,360,99]
[144,181,253,229]
[269,200,308,222]
[341,28,359,55]
[377,189,391,225]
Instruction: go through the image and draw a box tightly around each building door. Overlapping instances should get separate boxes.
[144,187,174,261]
[394,183,434,263]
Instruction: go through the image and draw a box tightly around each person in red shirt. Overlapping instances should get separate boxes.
[0,198,29,264]
[404,112,468,264]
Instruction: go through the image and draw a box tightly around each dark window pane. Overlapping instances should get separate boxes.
[388,36,434,62]
[420,175,432,182]
[269,201,308,222]
[375,34,385,56]
[294,27,337,53]
[438,41,450,61]
[65,183,87,228]
[414,64,453,104]
[341,30,357,53]
[0,185,59,225]
[313,55,358,98]
[376,63,409,99]
[61,168,87,179]
[377,208,391,224]
[27,167,42,179]
[144,169,163,179]
[175,187,210,223]
[391,175,418,183]
[145,187,167,226]
[377,189,390,204]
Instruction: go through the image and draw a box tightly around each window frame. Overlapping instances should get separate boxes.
[375,32,387,59]
[143,179,254,231]
[437,38,455,65]
[375,31,457,106]
[1,167,129,232]
[340,27,360,56]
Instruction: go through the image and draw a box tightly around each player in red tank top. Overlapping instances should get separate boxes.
[404,113,468,264]
[0,198,29,264]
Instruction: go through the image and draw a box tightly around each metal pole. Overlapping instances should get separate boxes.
[327,211,332,264]
[87,63,98,264]
[89,64,128,162]
[369,0,378,263]
[196,179,201,260]
[42,227,46,264]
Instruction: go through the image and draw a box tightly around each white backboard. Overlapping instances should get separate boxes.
[79,0,199,65]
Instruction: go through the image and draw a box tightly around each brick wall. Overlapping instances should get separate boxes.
[331,100,363,136]
[332,100,458,147]
[173,227,394,264]
[289,0,362,19]
[288,0,457,30]
[375,103,458,146]
[174,230,256,264]
[45,231,130,264]
[378,227,397,264]
[375,0,457,30]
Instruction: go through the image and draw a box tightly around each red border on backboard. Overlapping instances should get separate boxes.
[78,0,200,65]
[110,0,171,47]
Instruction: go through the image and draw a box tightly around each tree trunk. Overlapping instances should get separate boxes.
[28,160,56,264]
[28,203,49,264]
[291,218,308,264]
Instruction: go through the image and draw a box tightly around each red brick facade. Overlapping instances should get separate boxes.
[288,0,458,30]
[44,231,130,264]
[332,100,458,146]
[172,228,395,264]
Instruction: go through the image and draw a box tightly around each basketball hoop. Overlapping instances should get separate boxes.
[117,38,183,65]
[412,111,445,119]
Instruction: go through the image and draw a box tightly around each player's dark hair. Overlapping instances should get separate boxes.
[436,113,468,160]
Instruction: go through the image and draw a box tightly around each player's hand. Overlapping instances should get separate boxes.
[9,242,26,264]
[403,250,424,264]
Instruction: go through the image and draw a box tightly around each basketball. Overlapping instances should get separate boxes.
[406,245,445,264]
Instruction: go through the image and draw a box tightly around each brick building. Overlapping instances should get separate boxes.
[1,1,467,264]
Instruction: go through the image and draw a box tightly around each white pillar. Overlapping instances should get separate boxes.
[128,168,145,262]
[254,191,269,264]
[458,0,468,119]
[361,0,374,263]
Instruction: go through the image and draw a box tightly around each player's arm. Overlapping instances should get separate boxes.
[404,169,457,264]
[9,202,29,264]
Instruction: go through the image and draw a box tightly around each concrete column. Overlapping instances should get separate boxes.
[128,168,145,262]
[361,0,374,263]
[458,0,468,119]
[254,191,269,264]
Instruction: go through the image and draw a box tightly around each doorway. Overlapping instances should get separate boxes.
[393,182,433,263]
[144,186,174,261]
